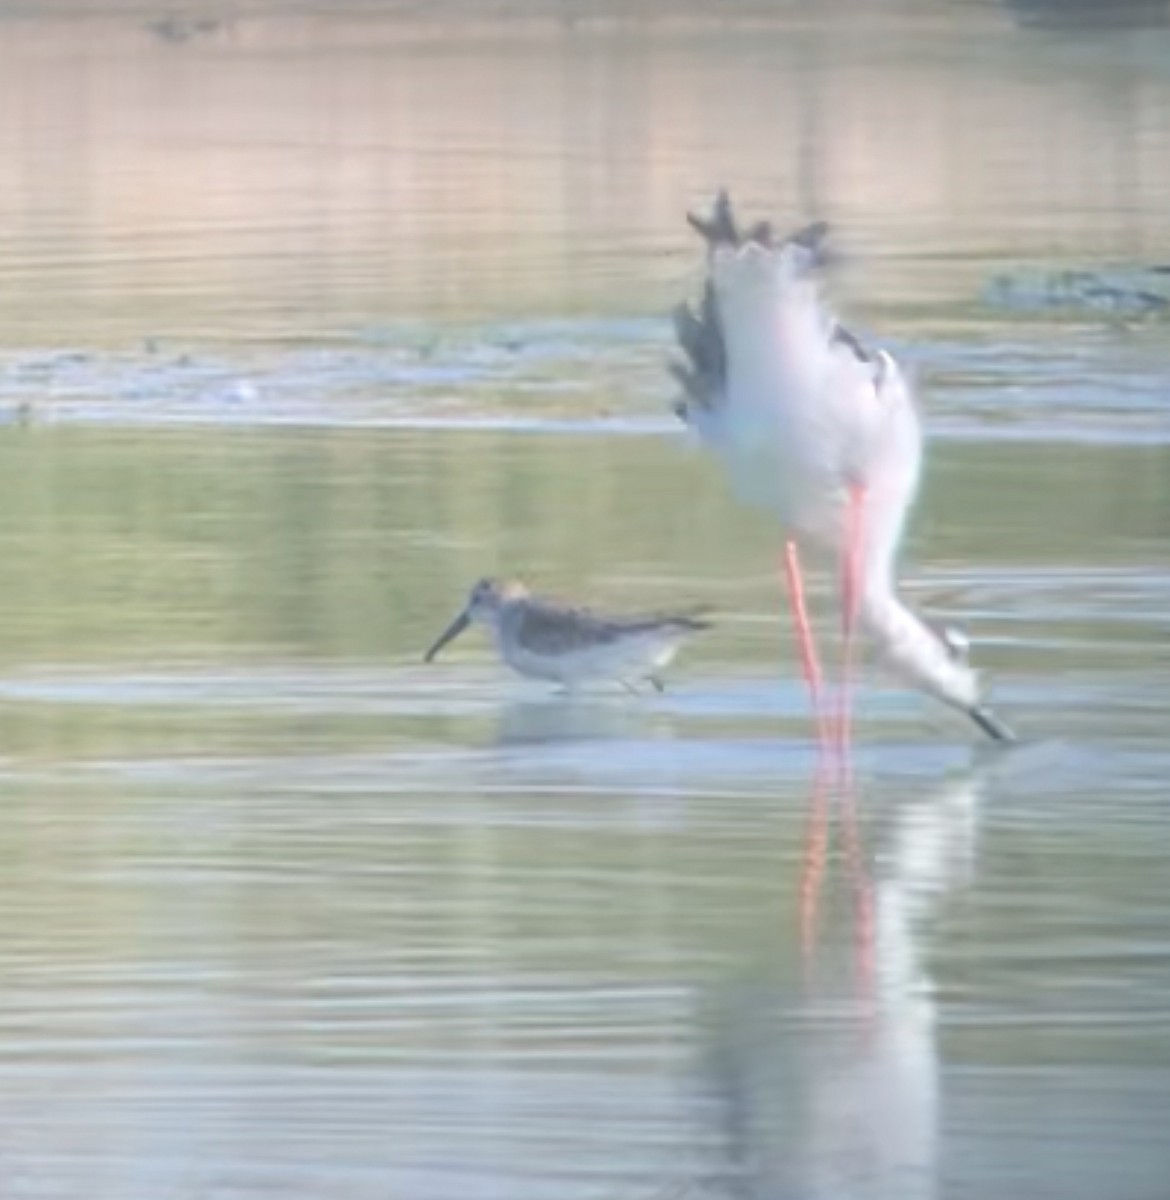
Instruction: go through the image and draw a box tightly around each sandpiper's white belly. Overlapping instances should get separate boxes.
[498,628,681,686]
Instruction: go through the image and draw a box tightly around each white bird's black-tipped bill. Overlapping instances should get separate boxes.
[424,609,472,662]
[968,704,1016,743]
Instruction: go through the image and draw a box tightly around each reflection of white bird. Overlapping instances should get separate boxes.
[671,193,1013,744]
[702,766,985,1200]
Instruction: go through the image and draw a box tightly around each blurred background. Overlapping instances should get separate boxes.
[0,2,1168,1198]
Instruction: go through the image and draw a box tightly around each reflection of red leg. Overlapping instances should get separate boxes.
[838,773,875,997]
[783,540,830,750]
[799,759,830,962]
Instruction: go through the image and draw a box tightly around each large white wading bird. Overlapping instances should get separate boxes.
[670,192,1014,746]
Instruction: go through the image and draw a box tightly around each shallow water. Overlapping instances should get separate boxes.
[1,4,1170,1199]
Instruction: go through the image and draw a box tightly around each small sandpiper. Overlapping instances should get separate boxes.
[424,577,712,692]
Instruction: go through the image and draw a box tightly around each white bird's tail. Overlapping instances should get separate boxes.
[670,192,836,432]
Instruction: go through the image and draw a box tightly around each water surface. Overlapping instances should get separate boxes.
[1,4,1169,1199]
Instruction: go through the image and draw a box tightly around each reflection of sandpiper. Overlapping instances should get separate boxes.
[424,578,711,693]
[671,193,1014,745]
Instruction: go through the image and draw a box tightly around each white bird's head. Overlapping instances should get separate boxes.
[867,601,1014,742]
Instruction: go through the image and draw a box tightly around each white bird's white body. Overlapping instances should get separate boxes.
[700,242,918,552]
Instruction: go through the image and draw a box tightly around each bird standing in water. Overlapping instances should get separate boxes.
[424,577,711,693]
[670,193,1013,746]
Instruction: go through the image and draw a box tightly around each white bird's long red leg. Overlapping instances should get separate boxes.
[786,523,875,985]
[782,540,831,751]
[836,483,875,985]
[823,484,873,997]
[837,483,868,755]
[787,539,832,956]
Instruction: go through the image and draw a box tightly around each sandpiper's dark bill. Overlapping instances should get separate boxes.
[424,609,471,662]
